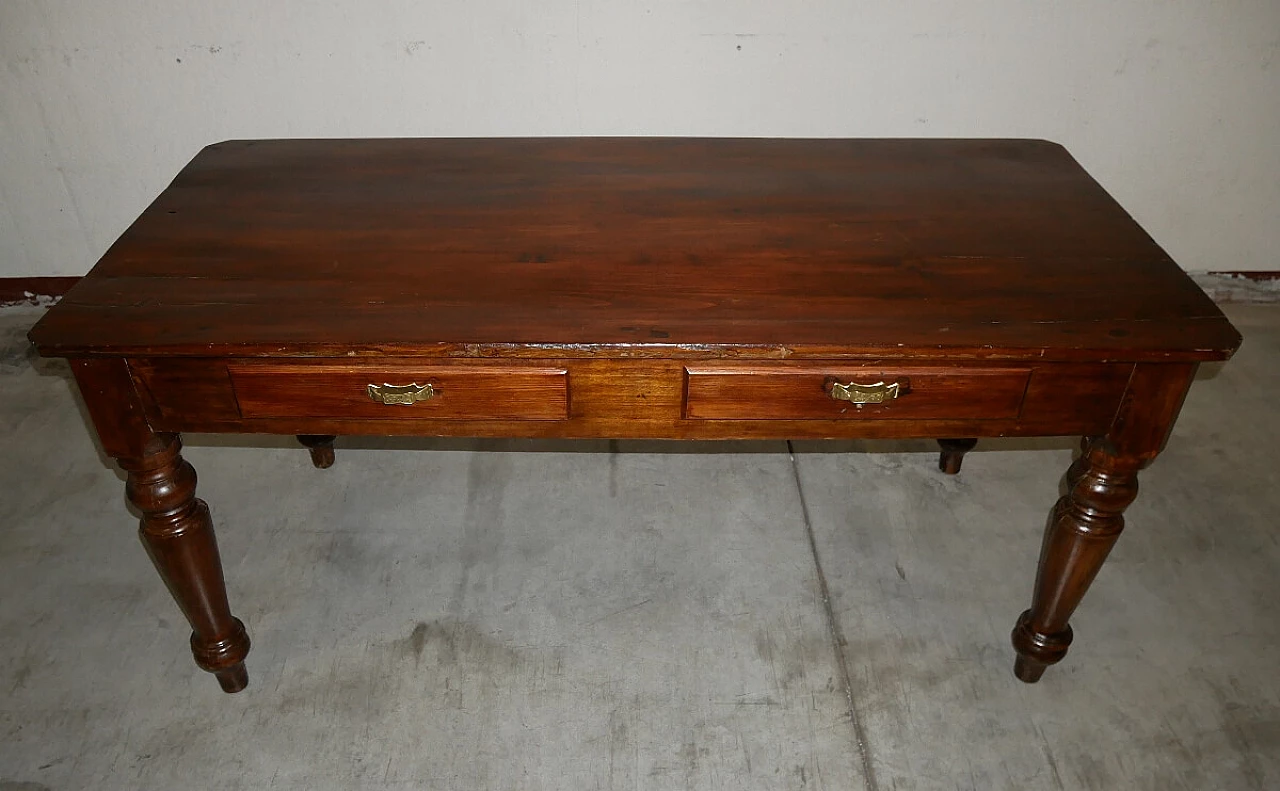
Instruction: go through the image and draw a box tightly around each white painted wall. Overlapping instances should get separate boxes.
[2,1,1278,276]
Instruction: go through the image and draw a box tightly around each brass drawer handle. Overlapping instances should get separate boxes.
[827,379,909,405]
[367,382,435,405]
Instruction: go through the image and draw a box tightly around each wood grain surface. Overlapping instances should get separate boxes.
[683,364,1031,421]
[229,363,569,420]
[128,357,1134,441]
[25,138,1245,692]
[29,138,1240,362]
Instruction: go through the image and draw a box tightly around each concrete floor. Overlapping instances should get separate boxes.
[0,303,1277,791]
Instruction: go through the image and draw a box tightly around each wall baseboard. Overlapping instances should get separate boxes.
[1208,270,1280,281]
[0,276,81,306]
[1195,271,1280,304]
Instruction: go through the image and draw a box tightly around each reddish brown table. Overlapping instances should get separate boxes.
[28,138,1241,693]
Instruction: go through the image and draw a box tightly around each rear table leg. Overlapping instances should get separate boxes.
[937,438,978,474]
[298,435,337,469]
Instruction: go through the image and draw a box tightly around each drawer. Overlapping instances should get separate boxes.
[228,363,568,420]
[684,365,1030,421]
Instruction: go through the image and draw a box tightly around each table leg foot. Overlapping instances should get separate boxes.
[120,434,252,693]
[214,661,249,693]
[298,435,337,468]
[937,438,977,474]
[1011,609,1072,682]
[1013,653,1048,684]
[1011,437,1138,682]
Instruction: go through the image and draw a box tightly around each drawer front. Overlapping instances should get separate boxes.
[684,365,1030,421]
[229,364,568,420]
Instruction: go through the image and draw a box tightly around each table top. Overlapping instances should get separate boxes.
[30,137,1240,362]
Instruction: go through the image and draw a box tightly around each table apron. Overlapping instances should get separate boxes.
[125,357,1135,441]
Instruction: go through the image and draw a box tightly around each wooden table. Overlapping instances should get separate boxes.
[28,138,1241,693]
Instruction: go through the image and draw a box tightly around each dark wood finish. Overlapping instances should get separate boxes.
[0,276,81,305]
[229,363,569,420]
[937,438,978,474]
[131,358,1135,441]
[684,365,1029,421]
[123,434,250,692]
[30,139,1237,363]
[27,139,1241,692]
[69,359,158,459]
[70,360,250,691]
[297,435,336,468]
[1011,363,1198,681]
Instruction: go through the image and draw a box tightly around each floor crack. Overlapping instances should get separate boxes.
[787,440,880,791]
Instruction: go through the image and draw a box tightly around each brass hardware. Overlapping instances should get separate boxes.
[828,379,906,405]
[367,382,435,405]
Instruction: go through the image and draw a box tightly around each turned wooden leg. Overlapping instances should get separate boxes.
[298,435,336,468]
[119,434,251,692]
[1011,439,1140,682]
[1065,436,1093,482]
[1010,364,1197,683]
[937,438,978,474]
